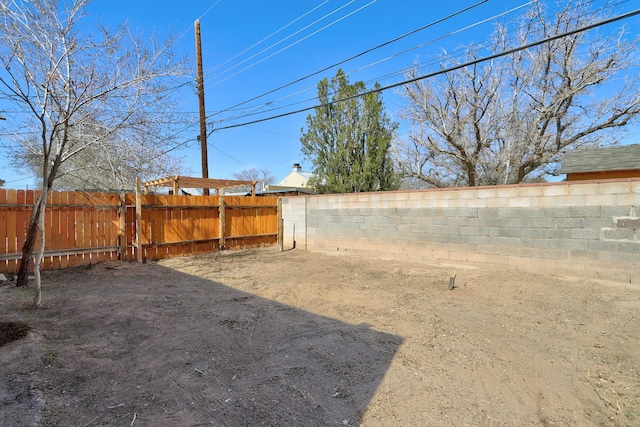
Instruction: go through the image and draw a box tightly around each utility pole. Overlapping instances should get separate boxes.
[195,20,210,195]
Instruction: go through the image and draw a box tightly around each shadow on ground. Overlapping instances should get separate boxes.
[0,261,402,426]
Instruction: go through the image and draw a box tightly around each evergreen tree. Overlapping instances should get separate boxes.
[301,69,399,194]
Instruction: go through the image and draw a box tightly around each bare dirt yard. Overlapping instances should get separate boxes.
[1,247,639,426]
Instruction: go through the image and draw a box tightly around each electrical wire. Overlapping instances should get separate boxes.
[207,0,378,87]
[209,2,535,124]
[210,8,640,132]
[206,0,360,83]
[209,0,621,125]
[212,0,491,117]
[209,0,331,75]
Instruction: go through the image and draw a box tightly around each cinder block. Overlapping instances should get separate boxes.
[478,217,504,228]
[550,195,587,207]
[518,247,545,259]
[465,235,492,246]
[583,217,614,229]
[539,248,569,260]
[496,187,521,198]
[558,239,586,250]
[476,187,499,199]
[617,241,640,254]
[570,249,600,261]
[534,216,561,228]
[616,193,640,206]
[516,186,543,197]
[570,228,601,240]
[601,228,635,241]
[457,207,479,218]
[585,194,617,206]
[599,251,633,264]
[556,218,584,228]
[543,207,571,218]
[586,240,618,252]
[601,206,635,217]
[533,238,561,249]
[459,226,481,236]
[506,197,534,208]
[541,185,571,197]
[484,227,500,236]
[519,208,545,218]
[598,181,632,195]
[569,206,601,218]
[566,182,599,196]
[499,228,522,238]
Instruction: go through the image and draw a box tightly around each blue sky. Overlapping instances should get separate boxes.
[1,0,639,189]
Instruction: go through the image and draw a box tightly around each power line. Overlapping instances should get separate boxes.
[207,0,378,87]
[212,1,534,123]
[206,0,360,83]
[212,8,640,132]
[212,0,627,123]
[209,1,544,124]
[211,0,491,117]
[208,0,331,75]
[195,0,224,22]
[211,0,620,124]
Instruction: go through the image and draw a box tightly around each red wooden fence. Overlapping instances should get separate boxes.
[0,189,279,274]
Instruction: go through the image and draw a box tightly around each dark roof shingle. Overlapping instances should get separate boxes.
[559,144,640,174]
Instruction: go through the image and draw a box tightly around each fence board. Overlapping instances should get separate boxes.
[0,191,7,272]
[5,190,18,273]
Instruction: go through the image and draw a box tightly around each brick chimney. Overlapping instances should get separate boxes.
[293,163,302,172]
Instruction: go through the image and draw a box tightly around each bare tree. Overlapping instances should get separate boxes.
[14,121,184,191]
[231,167,275,193]
[395,1,640,187]
[0,0,190,303]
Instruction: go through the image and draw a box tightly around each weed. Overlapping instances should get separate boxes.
[43,350,59,366]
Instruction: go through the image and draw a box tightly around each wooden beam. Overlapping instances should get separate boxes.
[143,175,255,192]
[220,196,226,249]
[278,198,283,252]
[135,178,143,263]
[118,192,126,260]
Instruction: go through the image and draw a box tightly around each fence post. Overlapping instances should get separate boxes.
[219,196,226,250]
[135,178,143,263]
[118,192,126,260]
[278,198,283,251]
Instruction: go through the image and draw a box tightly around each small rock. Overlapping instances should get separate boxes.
[0,273,7,282]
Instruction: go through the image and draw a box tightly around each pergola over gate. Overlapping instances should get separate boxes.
[143,175,257,196]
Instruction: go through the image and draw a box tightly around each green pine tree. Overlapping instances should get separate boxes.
[301,69,400,194]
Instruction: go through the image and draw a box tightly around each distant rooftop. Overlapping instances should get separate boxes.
[558,144,640,174]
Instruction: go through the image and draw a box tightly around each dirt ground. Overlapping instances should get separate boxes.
[1,247,639,427]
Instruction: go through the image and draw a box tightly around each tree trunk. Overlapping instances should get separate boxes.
[16,195,45,287]
[33,196,47,307]
[17,150,62,288]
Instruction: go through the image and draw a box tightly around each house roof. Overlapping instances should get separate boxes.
[277,170,313,186]
[558,144,640,174]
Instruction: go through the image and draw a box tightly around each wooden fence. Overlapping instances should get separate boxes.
[0,189,279,274]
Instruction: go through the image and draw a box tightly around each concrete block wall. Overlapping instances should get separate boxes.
[280,197,307,249]
[280,179,640,283]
